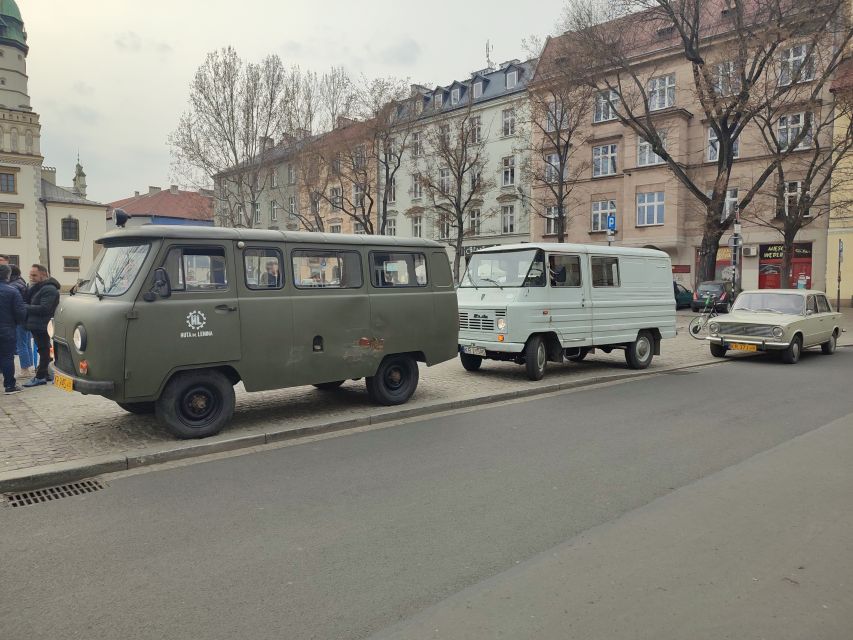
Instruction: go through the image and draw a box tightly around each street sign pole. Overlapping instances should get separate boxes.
[729,214,743,295]
[838,238,844,311]
[606,215,616,247]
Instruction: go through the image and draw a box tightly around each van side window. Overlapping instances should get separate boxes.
[591,256,620,287]
[549,255,581,287]
[164,246,228,291]
[292,250,363,289]
[817,295,831,313]
[370,252,427,287]
[244,248,283,289]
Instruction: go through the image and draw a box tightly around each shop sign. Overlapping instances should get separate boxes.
[759,243,812,261]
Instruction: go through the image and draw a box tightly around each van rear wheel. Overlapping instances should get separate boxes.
[313,380,345,390]
[524,335,547,381]
[366,355,419,406]
[459,353,483,371]
[156,370,236,439]
[117,401,155,415]
[625,331,655,370]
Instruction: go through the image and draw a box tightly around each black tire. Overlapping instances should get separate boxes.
[459,352,483,371]
[366,354,419,406]
[524,335,547,381]
[313,380,345,390]
[155,370,236,439]
[567,348,589,362]
[117,401,155,415]
[625,330,655,370]
[709,343,728,358]
[821,332,837,355]
[781,335,802,365]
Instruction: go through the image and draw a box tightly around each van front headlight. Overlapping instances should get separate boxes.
[497,318,507,332]
[73,325,87,353]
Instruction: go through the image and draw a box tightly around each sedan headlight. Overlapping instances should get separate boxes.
[772,326,784,339]
[709,322,719,335]
[496,318,507,332]
[73,325,87,352]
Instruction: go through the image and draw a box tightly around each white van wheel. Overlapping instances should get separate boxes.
[524,336,547,381]
[625,331,654,370]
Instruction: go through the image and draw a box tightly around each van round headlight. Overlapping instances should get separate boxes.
[497,318,507,332]
[772,326,784,339]
[709,322,720,335]
[73,325,87,352]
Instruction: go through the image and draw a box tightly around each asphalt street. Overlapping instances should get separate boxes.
[2,349,852,640]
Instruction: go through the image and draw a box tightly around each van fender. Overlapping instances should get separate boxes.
[146,363,243,401]
[526,332,562,363]
[642,328,663,356]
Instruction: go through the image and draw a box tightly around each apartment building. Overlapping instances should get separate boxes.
[533,5,842,291]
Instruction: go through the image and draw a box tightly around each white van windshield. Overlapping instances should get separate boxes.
[78,243,151,297]
[460,249,546,288]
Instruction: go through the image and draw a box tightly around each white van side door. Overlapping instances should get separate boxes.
[547,253,592,347]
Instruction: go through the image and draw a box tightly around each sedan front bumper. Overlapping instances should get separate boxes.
[707,336,791,350]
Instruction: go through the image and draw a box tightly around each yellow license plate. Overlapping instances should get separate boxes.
[730,343,757,352]
[53,373,74,393]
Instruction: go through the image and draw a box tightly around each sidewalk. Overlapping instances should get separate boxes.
[370,410,853,640]
[2,309,851,490]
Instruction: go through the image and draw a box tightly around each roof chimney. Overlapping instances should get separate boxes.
[170,184,179,195]
[134,190,140,197]
[148,186,161,195]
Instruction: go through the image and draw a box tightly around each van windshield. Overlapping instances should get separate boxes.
[77,243,151,297]
[460,249,546,288]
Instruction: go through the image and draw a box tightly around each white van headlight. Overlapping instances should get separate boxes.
[772,326,784,339]
[709,322,719,335]
[497,318,507,332]
[73,325,87,352]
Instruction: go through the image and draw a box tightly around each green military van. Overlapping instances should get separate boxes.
[51,226,458,438]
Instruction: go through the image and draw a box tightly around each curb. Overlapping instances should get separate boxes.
[0,358,728,494]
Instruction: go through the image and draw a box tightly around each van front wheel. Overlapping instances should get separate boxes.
[156,370,236,439]
[524,336,547,381]
[625,331,655,370]
[366,355,419,406]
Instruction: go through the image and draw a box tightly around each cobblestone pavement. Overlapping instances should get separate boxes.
[2,310,851,475]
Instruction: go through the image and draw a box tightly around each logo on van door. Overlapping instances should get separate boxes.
[181,310,213,339]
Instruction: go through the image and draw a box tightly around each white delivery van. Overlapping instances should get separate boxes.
[457,243,677,379]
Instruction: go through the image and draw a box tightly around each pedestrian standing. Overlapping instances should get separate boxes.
[23,264,60,387]
[8,265,34,377]
[0,264,26,394]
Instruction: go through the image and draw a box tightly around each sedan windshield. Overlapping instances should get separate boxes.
[460,250,545,288]
[78,243,151,297]
[733,292,804,315]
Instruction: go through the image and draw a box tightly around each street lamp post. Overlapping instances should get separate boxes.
[729,213,743,295]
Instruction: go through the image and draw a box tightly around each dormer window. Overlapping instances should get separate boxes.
[451,88,460,105]
[473,82,483,99]
[506,70,518,89]
[435,93,443,110]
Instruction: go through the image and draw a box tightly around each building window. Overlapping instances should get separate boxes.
[780,44,814,86]
[439,219,451,239]
[451,88,460,105]
[592,200,616,232]
[434,93,443,110]
[253,202,261,224]
[501,205,515,234]
[636,191,665,226]
[473,82,483,99]
[648,74,676,110]
[469,208,481,235]
[506,70,518,89]
[594,90,618,123]
[387,176,396,204]
[353,145,366,169]
[354,222,366,235]
[412,215,423,238]
[0,211,17,237]
[439,168,451,195]
[330,187,343,209]
[412,173,423,199]
[412,132,422,156]
[470,115,482,144]
[0,172,16,193]
[546,102,565,133]
[783,181,805,217]
[330,223,342,234]
[502,108,516,136]
[271,170,278,188]
[545,153,563,183]
[440,124,451,147]
[61,217,79,241]
[63,257,80,272]
[353,183,365,209]
[545,205,559,235]
[592,144,618,177]
[271,201,279,221]
[385,218,396,236]
[470,169,481,192]
[714,61,741,96]
[779,112,812,150]
[637,132,666,166]
[707,127,740,162]
[502,156,515,187]
[288,195,297,217]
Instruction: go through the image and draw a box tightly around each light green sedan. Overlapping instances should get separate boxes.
[706,289,842,364]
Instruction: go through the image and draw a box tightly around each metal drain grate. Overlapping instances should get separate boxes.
[2,479,105,508]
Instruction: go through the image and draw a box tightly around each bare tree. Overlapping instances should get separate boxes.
[413,106,496,280]
[284,66,321,136]
[563,0,853,281]
[319,66,357,133]
[170,47,290,228]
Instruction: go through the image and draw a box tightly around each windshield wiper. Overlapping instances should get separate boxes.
[480,277,503,289]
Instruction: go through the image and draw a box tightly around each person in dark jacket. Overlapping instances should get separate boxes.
[0,264,27,393]
[8,265,34,377]
[23,264,60,387]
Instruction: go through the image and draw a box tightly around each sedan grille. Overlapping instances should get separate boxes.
[717,323,775,338]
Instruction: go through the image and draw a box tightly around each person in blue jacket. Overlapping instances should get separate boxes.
[0,264,27,394]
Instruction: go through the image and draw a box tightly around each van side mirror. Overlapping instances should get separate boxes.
[143,268,172,302]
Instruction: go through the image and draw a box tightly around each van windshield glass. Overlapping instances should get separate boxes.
[78,243,150,297]
[460,250,545,288]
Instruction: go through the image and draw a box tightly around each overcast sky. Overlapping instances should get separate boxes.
[21,0,565,204]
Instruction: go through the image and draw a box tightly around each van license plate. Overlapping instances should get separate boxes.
[730,343,757,352]
[463,346,487,357]
[53,373,74,393]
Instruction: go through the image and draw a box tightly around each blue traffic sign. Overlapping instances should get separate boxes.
[607,215,616,231]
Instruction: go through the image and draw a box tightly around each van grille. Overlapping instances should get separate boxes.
[718,323,775,338]
[53,340,73,373]
[459,309,506,332]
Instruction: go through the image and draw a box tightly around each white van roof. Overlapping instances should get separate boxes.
[474,243,670,258]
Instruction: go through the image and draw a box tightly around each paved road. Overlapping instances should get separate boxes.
[2,349,852,640]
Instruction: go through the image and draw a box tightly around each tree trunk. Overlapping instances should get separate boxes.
[453,229,465,283]
[557,205,566,243]
[781,237,796,290]
[697,229,725,284]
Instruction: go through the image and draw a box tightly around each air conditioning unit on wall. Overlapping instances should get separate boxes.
[742,245,758,257]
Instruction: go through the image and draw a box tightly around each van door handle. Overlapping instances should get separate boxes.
[215,304,237,313]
